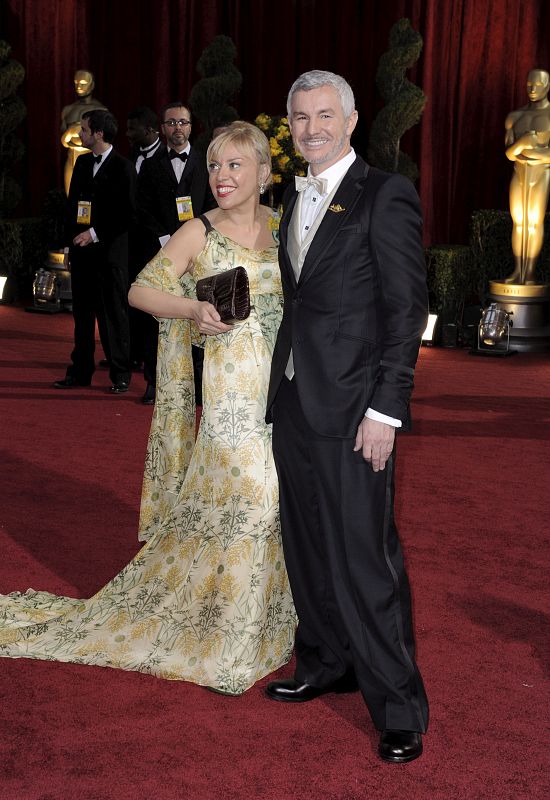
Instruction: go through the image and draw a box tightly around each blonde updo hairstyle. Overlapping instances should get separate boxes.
[207,121,273,190]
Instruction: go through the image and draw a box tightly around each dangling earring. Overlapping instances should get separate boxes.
[259,182,266,194]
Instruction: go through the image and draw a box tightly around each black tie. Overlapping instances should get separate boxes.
[170,151,188,162]
[93,154,103,165]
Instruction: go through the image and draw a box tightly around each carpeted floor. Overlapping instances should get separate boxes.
[0,305,548,800]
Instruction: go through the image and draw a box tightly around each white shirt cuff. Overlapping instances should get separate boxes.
[159,234,171,247]
[365,407,402,428]
[90,227,99,243]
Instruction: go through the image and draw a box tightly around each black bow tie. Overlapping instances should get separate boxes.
[93,154,103,165]
[170,151,188,162]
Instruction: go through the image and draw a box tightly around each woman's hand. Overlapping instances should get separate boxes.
[191,301,234,335]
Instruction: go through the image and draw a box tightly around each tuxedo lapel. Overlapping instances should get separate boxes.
[280,189,299,288]
[298,158,369,286]
[180,147,196,185]
[160,151,178,187]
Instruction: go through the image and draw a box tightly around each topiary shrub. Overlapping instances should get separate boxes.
[0,38,26,217]
[367,18,426,182]
[189,35,242,154]
[425,244,476,322]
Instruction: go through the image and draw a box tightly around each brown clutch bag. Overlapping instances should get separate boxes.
[195,265,250,322]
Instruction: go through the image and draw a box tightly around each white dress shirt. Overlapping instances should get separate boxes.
[168,144,191,183]
[89,145,113,243]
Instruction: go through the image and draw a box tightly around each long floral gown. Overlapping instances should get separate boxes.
[0,217,296,695]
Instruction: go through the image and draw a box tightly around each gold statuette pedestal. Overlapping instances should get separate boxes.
[488,280,550,351]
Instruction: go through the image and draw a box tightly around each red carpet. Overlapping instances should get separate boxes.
[0,305,548,799]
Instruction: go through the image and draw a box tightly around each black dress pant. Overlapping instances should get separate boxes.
[68,247,131,386]
[271,377,429,733]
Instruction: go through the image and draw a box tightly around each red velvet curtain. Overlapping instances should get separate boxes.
[2,0,550,244]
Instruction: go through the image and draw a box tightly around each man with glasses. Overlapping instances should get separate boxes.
[135,101,212,404]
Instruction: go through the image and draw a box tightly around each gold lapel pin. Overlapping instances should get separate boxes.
[328,203,345,213]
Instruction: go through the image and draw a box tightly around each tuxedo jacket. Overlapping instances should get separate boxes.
[136,146,214,262]
[65,149,136,270]
[266,156,428,438]
[128,141,165,168]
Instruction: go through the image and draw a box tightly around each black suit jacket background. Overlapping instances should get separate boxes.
[136,146,214,263]
[267,158,428,438]
[65,149,136,269]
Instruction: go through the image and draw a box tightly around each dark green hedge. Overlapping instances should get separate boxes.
[0,216,47,301]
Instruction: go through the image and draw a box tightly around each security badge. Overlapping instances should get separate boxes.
[176,196,194,222]
[76,200,92,225]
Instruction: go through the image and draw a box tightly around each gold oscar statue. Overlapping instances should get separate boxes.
[487,69,550,352]
[503,68,550,286]
[60,70,107,194]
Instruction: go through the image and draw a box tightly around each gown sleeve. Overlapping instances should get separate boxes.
[133,250,198,541]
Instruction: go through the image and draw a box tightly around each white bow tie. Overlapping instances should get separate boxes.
[295,175,328,195]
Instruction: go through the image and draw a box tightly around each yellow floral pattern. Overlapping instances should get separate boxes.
[0,221,296,695]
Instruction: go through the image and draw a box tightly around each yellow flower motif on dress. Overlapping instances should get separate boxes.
[196,573,218,597]
[206,542,223,568]
[0,629,20,644]
[75,639,109,656]
[159,531,177,554]
[164,565,184,591]
[130,619,159,640]
[220,573,239,601]
[240,475,263,506]
[108,610,130,632]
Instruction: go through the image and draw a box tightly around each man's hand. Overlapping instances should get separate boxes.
[73,230,93,247]
[191,301,233,336]
[353,417,395,472]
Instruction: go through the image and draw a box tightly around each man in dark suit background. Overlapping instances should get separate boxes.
[265,71,429,763]
[135,100,212,404]
[54,109,136,393]
[126,105,163,174]
[125,106,164,386]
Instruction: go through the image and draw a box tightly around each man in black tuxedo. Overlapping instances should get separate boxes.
[54,109,136,393]
[265,71,429,763]
[135,101,212,404]
[125,106,165,387]
[126,105,163,174]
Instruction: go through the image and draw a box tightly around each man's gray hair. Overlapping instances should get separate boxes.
[287,70,356,119]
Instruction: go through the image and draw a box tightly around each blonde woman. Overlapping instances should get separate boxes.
[0,123,295,695]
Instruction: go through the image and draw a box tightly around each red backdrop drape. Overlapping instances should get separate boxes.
[2,0,550,244]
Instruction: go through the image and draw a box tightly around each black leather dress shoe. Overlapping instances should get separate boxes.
[265,675,358,703]
[141,383,156,405]
[110,381,129,394]
[378,730,423,763]
[53,376,90,389]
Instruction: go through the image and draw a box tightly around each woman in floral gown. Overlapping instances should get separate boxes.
[0,122,295,695]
